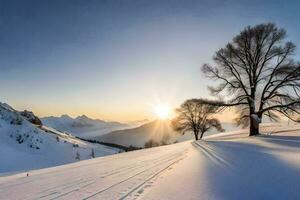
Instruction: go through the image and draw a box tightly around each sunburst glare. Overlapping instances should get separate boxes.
[154,104,171,120]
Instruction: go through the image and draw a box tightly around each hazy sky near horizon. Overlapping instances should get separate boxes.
[0,0,300,122]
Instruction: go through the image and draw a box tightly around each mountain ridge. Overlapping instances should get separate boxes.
[41,114,129,138]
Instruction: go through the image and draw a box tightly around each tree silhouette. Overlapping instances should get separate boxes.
[90,149,95,158]
[172,99,224,140]
[202,23,300,136]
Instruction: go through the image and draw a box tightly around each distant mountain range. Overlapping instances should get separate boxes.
[41,115,130,138]
[95,120,239,148]
[95,120,180,147]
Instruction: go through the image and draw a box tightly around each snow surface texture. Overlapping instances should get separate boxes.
[1,123,300,199]
[42,115,130,139]
[0,103,120,174]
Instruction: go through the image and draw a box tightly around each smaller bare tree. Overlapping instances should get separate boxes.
[172,99,224,140]
[75,152,80,160]
[90,148,95,158]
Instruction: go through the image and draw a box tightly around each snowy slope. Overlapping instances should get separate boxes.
[0,103,120,174]
[42,115,129,138]
[1,123,300,199]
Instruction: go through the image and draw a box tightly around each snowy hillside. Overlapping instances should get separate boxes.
[1,123,300,199]
[41,115,129,138]
[0,103,120,174]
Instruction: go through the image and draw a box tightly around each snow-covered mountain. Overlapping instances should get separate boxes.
[0,103,120,174]
[126,119,150,127]
[41,115,129,138]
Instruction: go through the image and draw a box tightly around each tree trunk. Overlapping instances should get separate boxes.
[249,117,259,136]
[200,131,205,139]
[249,86,259,136]
[194,132,199,140]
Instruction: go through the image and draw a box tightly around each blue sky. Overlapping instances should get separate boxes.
[0,0,299,121]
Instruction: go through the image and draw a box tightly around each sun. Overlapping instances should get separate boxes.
[154,104,171,120]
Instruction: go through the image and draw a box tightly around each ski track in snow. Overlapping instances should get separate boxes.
[0,142,190,200]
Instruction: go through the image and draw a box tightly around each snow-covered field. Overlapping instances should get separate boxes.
[1,123,300,199]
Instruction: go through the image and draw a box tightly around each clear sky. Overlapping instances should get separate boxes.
[0,0,299,122]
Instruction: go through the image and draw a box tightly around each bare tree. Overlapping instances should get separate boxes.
[172,99,224,140]
[202,23,300,136]
[90,148,95,158]
[75,152,80,160]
